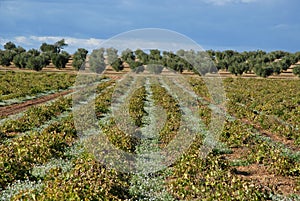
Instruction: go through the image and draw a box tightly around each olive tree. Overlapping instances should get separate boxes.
[89,48,106,73]
[54,39,68,53]
[13,52,31,68]
[4,41,16,50]
[51,51,70,69]
[26,56,45,71]
[40,43,56,53]
[72,48,88,70]
[106,47,118,65]
[0,50,14,66]
[111,58,124,72]
[293,65,300,77]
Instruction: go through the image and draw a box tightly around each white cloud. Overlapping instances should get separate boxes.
[0,36,104,53]
[204,0,258,6]
[0,38,8,47]
[15,36,33,45]
[29,36,62,43]
[0,30,206,53]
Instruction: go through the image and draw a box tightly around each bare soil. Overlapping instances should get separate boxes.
[235,163,299,195]
[0,89,73,118]
[241,118,300,152]
[1,64,298,79]
[224,148,298,195]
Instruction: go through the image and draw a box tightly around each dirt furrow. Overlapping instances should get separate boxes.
[0,89,74,118]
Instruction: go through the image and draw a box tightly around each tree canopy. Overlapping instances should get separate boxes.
[0,40,299,76]
[89,48,105,73]
[72,48,88,70]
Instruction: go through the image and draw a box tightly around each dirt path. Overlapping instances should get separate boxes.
[199,92,300,152]
[241,118,300,152]
[224,145,299,195]
[234,163,299,195]
[0,89,74,118]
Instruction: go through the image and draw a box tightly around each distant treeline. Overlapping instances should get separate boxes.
[0,40,88,71]
[1,40,300,77]
[89,47,300,77]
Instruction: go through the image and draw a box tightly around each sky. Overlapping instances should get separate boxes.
[0,0,299,53]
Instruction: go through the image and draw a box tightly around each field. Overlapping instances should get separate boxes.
[0,70,299,200]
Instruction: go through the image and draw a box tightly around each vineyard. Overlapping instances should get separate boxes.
[0,69,299,200]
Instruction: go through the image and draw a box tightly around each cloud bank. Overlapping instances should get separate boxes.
[0,36,104,53]
[0,33,204,54]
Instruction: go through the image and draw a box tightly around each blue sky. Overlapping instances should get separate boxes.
[0,0,299,53]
